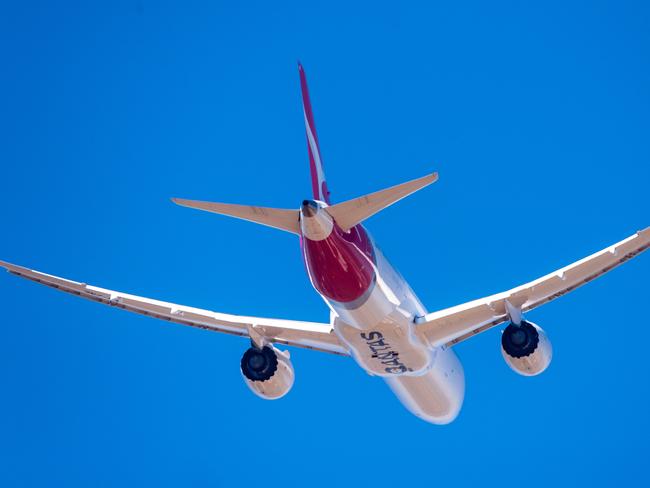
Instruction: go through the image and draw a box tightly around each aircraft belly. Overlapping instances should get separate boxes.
[333,308,433,377]
[385,348,465,425]
[329,249,435,377]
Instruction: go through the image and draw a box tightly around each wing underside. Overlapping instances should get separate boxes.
[416,227,650,348]
[3,227,647,357]
[0,260,348,356]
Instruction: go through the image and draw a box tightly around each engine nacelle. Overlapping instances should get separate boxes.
[501,321,552,376]
[240,345,295,400]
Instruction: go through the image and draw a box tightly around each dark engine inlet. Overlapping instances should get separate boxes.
[241,346,278,382]
[501,321,540,358]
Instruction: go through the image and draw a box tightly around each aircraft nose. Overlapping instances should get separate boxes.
[301,199,318,217]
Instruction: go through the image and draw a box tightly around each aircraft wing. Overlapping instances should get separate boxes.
[0,260,348,356]
[416,227,650,348]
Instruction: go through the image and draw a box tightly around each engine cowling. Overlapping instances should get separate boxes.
[240,345,295,399]
[501,321,552,376]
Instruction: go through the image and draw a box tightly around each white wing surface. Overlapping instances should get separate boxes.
[0,260,348,356]
[416,227,650,348]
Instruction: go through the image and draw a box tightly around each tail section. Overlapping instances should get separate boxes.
[172,67,438,236]
[299,63,331,204]
[172,172,437,234]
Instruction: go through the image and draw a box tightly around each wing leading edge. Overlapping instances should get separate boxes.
[0,260,348,356]
[416,227,650,348]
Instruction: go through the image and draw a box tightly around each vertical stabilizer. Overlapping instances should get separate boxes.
[299,63,331,204]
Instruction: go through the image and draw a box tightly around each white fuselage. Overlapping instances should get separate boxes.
[300,203,464,424]
[331,248,464,425]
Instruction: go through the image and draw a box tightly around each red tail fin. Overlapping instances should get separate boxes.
[298,63,331,204]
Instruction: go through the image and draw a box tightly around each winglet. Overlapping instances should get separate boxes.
[325,172,439,231]
[172,198,300,234]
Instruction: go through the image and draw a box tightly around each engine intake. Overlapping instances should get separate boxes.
[240,345,295,400]
[502,321,539,358]
[241,345,278,381]
[501,321,552,376]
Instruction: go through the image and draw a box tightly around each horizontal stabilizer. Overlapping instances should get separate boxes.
[325,172,438,231]
[172,198,300,234]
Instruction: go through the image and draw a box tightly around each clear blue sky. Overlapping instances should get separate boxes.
[1,1,649,486]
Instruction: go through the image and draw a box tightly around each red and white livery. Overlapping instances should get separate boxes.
[2,65,648,424]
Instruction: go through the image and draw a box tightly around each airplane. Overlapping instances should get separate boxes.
[1,64,648,425]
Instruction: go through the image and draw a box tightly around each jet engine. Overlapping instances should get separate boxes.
[240,345,295,399]
[501,321,552,376]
